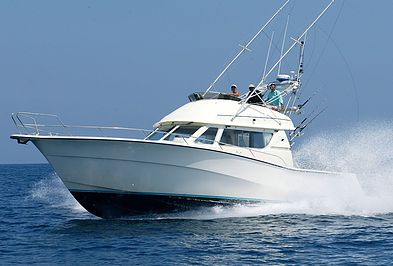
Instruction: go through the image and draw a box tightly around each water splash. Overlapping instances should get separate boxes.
[29,173,87,214]
[291,121,393,215]
[295,121,393,193]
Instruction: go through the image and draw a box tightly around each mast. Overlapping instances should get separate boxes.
[203,0,291,96]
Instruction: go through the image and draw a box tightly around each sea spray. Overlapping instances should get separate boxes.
[294,122,393,194]
[29,172,87,213]
[291,121,393,215]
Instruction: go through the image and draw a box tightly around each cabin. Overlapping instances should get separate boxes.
[145,97,295,167]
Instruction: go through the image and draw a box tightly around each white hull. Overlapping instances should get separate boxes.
[21,136,362,217]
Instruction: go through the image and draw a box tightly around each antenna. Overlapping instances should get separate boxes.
[278,15,290,75]
[203,0,291,96]
[258,0,335,87]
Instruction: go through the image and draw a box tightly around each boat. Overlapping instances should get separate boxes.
[10,0,362,218]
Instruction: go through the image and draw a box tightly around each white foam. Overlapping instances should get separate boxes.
[292,121,393,215]
[29,173,87,214]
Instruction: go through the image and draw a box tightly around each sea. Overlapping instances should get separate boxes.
[2,124,393,265]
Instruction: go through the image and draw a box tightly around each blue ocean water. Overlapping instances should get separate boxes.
[1,163,393,265]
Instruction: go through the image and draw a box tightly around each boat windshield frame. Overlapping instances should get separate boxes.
[150,123,275,150]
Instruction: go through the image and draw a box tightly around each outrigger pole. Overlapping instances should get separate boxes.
[277,15,290,76]
[231,0,335,122]
[203,0,291,96]
[262,31,275,83]
[257,0,335,87]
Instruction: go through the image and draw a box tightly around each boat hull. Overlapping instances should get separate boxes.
[71,191,248,218]
[18,136,362,218]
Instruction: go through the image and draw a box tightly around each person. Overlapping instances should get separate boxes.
[246,84,263,104]
[228,84,240,97]
[266,83,283,111]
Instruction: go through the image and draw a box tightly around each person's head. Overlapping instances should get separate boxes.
[270,83,276,91]
[231,84,237,92]
[248,84,255,91]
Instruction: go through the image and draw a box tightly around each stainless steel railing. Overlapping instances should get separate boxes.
[11,112,154,139]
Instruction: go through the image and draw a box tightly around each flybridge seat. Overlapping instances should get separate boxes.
[188,92,241,102]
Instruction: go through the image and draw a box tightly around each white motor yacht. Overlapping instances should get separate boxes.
[11,0,362,218]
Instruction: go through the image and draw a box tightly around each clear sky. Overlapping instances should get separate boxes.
[1,0,393,164]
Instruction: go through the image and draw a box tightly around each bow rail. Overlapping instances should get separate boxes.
[11,112,153,139]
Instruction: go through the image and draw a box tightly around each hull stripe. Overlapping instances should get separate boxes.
[69,189,267,202]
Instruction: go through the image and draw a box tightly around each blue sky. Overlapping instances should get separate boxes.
[1,0,393,164]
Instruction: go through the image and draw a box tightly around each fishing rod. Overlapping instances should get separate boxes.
[296,90,319,112]
[290,104,321,136]
[285,87,319,116]
[290,106,327,142]
[298,96,311,110]
[290,116,307,136]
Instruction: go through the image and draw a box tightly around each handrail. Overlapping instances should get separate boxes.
[11,112,154,138]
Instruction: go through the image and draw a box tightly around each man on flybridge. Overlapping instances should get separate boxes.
[266,83,283,111]
[245,83,284,112]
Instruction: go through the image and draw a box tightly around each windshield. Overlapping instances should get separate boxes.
[195,128,218,144]
[164,126,200,141]
[145,126,174,141]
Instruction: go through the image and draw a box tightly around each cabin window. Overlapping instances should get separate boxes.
[146,126,175,140]
[195,127,218,144]
[220,129,273,148]
[164,126,200,141]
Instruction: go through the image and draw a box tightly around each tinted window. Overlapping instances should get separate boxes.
[195,128,218,144]
[220,129,273,148]
[250,132,273,148]
[146,127,174,140]
[165,126,199,141]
